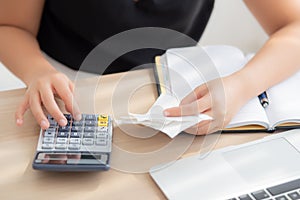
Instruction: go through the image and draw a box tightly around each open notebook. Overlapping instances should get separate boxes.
[154,45,300,132]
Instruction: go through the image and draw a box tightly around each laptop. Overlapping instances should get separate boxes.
[150,129,300,200]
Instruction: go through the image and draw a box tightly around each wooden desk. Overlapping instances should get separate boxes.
[0,69,269,200]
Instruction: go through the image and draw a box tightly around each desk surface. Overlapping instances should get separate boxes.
[0,69,269,200]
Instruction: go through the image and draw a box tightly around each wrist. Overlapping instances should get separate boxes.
[232,65,271,98]
[22,60,57,86]
[225,72,257,105]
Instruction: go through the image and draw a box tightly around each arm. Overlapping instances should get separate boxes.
[237,0,300,100]
[164,0,300,134]
[0,0,81,129]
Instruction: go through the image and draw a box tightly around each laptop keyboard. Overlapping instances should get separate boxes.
[227,178,300,200]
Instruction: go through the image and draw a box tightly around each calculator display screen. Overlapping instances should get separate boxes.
[35,153,108,165]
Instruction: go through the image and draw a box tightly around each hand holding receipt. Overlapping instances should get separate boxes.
[153,46,300,132]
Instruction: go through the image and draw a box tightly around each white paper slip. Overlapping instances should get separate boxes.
[116,94,212,138]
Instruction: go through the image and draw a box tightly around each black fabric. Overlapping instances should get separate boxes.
[37,0,214,74]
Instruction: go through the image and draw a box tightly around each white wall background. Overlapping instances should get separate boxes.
[199,0,268,53]
[0,0,268,91]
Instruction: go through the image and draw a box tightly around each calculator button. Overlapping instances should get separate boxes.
[44,131,56,138]
[98,115,108,127]
[83,132,95,138]
[47,115,54,120]
[84,114,96,121]
[69,138,81,144]
[82,138,94,145]
[95,139,107,146]
[96,133,108,139]
[58,126,70,132]
[98,114,108,120]
[43,137,55,144]
[84,126,95,132]
[71,126,83,132]
[72,120,83,126]
[98,121,108,127]
[48,119,57,127]
[70,132,81,138]
[55,144,67,149]
[57,132,69,138]
[42,144,54,149]
[85,120,97,126]
[97,126,108,132]
[64,114,72,120]
[56,138,68,144]
[47,127,56,133]
[68,144,80,150]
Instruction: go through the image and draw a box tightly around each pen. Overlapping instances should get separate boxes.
[258,91,269,108]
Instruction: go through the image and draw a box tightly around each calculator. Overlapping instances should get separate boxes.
[32,114,113,171]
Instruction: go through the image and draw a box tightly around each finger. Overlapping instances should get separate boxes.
[69,81,74,93]
[204,109,226,131]
[164,95,211,117]
[180,84,208,105]
[68,82,81,120]
[40,85,67,126]
[185,109,223,135]
[54,81,81,121]
[71,100,82,121]
[29,92,49,130]
[15,95,30,126]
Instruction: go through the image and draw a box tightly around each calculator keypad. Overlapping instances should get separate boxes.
[39,114,112,152]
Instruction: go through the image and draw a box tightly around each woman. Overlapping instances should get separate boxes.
[0,0,300,135]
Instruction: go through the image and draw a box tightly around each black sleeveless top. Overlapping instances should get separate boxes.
[37,0,214,74]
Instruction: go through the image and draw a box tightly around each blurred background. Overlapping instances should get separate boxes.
[0,0,268,91]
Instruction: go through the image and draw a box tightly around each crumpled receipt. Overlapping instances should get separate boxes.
[115,94,212,138]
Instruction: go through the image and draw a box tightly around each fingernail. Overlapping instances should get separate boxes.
[164,110,170,116]
[75,114,82,121]
[41,120,48,129]
[16,119,23,126]
[59,118,67,126]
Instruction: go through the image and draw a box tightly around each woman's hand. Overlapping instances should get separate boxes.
[15,70,81,130]
[164,74,250,135]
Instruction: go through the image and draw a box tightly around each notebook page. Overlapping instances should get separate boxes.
[265,71,300,128]
[166,45,247,100]
[227,97,269,129]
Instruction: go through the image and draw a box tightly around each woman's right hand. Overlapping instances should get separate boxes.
[15,70,81,130]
